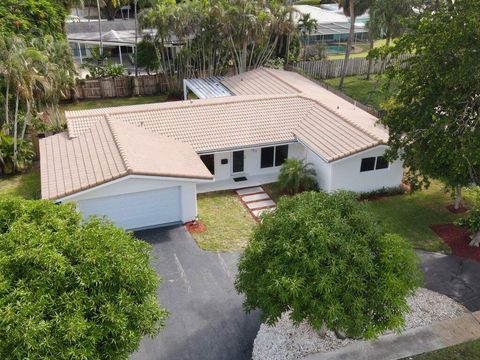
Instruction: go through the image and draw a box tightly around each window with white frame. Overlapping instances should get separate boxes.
[360,156,389,172]
[260,145,289,168]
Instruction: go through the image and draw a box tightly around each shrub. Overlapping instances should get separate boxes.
[357,186,406,201]
[0,197,167,359]
[137,38,160,74]
[0,133,35,175]
[235,191,422,339]
[456,207,480,246]
[277,158,317,195]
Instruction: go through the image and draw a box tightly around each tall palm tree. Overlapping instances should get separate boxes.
[297,13,318,62]
[337,0,370,89]
[96,0,104,57]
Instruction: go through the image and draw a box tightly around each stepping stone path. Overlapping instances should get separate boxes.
[235,186,276,221]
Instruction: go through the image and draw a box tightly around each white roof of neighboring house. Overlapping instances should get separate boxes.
[40,116,213,200]
[42,68,388,200]
[293,5,367,36]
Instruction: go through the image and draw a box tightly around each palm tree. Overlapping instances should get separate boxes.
[278,158,317,195]
[96,0,104,57]
[297,13,318,62]
[337,0,370,90]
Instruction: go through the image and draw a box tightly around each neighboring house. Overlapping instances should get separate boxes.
[40,68,403,230]
[293,5,368,46]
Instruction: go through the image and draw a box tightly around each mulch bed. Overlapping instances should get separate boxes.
[446,204,469,214]
[430,223,480,262]
[185,220,207,234]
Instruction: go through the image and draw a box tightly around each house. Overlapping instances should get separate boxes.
[40,68,403,230]
[293,5,368,46]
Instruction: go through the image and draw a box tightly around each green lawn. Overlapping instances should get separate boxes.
[405,339,480,359]
[0,165,41,199]
[191,191,256,252]
[365,181,461,253]
[327,39,387,60]
[60,95,169,112]
[323,75,392,111]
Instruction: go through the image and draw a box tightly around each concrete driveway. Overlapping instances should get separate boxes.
[131,226,261,360]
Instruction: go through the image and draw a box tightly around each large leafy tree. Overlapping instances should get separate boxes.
[0,197,167,359]
[381,0,480,208]
[235,191,421,339]
[0,0,68,38]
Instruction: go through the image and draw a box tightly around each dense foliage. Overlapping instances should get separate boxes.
[137,38,160,74]
[235,191,421,339]
[139,0,295,90]
[0,0,68,38]
[0,197,167,359]
[380,0,480,207]
[277,158,317,195]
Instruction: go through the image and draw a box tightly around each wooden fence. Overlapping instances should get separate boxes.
[293,54,412,80]
[74,74,169,100]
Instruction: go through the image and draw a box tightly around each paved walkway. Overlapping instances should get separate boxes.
[235,186,276,221]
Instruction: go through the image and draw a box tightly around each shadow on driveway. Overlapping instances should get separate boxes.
[131,226,261,360]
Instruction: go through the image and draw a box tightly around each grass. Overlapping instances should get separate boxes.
[191,191,256,252]
[323,75,392,111]
[365,181,462,253]
[405,339,480,359]
[60,95,168,112]
[266,181,462,253]
[327,39,387,60]
[0,165,41,199]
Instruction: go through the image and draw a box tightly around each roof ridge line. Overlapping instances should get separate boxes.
[297,94,384,143]
[104,115,132,174]
[69,94,300,120]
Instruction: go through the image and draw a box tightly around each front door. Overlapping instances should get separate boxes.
[232,151,244,173]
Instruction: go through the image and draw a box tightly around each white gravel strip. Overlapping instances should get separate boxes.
[252,288,468,360]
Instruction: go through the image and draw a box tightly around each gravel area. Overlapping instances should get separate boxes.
[252,288,468,360]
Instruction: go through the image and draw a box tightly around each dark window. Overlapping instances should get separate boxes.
[360,157,376,172]
[200,154,215,175]
[275,145,289,167]
[261,147,274,168]
[375,156,389,170]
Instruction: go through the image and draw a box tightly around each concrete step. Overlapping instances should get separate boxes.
[246,200,276,210]
[242,193,270,202]
[252,207,276,217]
[236,186,264,196]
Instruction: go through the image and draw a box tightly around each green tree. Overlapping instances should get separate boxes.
[0,197,167,359]
[277,158,317,195]
[380,0,480,209]
[0,0,68,38]
[137,38,160,74]
[297,13,318,62]
[235,191,421,339]
[337,0,370,89]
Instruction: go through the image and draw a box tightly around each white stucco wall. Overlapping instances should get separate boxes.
[305,147,332,191]
[210,143,306,181]
[329,146,404,193]
[59,176,199,223]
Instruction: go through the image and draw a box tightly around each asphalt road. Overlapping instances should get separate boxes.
[131,226,261,360]
[131,226,480,360]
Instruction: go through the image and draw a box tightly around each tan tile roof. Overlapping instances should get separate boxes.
[67,95,316,153]
[40,116,213,200]
[48,68,389,200]
[221,68,302,95]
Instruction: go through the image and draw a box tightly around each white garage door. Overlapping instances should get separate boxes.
[77,187,182,230]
